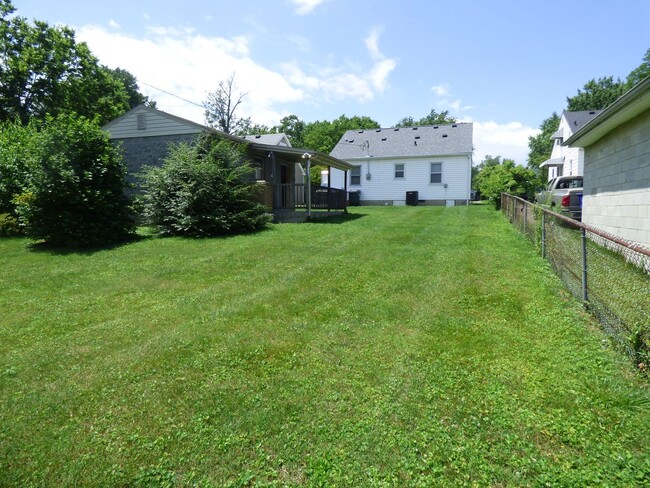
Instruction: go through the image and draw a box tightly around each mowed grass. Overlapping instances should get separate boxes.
[1,206,648,486]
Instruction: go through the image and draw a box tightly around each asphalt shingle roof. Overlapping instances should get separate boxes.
[242,133,290,146]
[563,110,603,134]
[330,123,473,159]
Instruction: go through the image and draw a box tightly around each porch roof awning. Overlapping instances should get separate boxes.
[245,142,354,171]
[539,157,565,168]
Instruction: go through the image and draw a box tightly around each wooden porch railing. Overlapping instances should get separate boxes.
[273,184,347,210]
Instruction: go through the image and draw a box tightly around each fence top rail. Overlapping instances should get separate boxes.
[502,193,650,258]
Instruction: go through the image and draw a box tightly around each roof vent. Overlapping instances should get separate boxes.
[589,111,595,114]
[452,124,458,128]
[348,139,354,143]
[433,126,439,129]
[137,113,146,130]
[358,130,364,134]
[255,135,261,139]
[415,135,421,139]
[394,128,399,131]
[381,137,387,141]
[442,134,448,138]
[412,127,418,130]
[375,129,381,132]
[414,140,417,146]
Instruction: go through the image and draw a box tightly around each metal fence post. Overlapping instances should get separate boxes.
[523,202,527,235]
[541,211,546,258]
[581,227,588,308]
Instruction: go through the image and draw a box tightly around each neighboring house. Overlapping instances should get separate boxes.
[565,76,650,248]
[329,123,473,206]
[540,110,602,180]
[102,105,352,220]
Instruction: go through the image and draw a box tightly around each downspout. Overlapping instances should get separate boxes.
[467,154,472,206]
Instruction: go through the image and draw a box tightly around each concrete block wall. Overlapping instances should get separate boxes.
[583,110,650,248]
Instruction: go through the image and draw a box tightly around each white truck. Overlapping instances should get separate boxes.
[535,176,583,221]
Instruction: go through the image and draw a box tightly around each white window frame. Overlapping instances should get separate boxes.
[350,166,361,186]
[430,162,443,184]
[394,163,405,179]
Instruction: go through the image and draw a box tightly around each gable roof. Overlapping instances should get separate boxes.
[242,133,291,147]
[330,123,473,160]
[565,76,650,147]
[102,105,353,171]
[562,110,603,136]
[102,105,244,143]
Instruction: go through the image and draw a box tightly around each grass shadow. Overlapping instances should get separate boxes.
[27,233,150,256]
[308,212,367,224]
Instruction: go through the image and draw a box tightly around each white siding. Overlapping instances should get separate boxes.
[104,106,204,139]
[546,116,587,180]
[582,110,650,248]
[341,155,470,203]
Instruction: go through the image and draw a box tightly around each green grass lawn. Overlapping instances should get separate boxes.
[1,205,648,486]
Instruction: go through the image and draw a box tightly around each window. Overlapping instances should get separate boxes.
[254,159,264,180]
[394,163,404,179]
[350,166,361,185]
[430,163,442,184]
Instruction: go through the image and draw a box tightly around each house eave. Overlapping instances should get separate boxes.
[565,76,650,148]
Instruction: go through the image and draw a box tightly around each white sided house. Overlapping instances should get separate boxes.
[565,76,650,249]
[540,110,602,180]
[329,123,473,206]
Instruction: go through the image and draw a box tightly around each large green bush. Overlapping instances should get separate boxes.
[0,120,33,233]
[140,135,272,236]
[476,160,540,209]
[13,114,135,246]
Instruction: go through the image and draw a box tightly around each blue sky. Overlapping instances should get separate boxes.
[14,0,650,164]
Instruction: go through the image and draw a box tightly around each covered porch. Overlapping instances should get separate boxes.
[246,143,353,222]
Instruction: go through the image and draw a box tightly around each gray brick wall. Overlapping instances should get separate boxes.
[113,133,199,190]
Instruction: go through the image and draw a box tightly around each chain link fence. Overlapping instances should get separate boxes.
[501,193,650,368]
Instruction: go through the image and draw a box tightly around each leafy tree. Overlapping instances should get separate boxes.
[275,114,306,147]
[626,47,650,89]
[107,67,157,109]
[475,157,540,209]
[238,122,272,136]
[203,73,253,135]
[14,113,135,246]
[566,76,626,111]
[0,119,33,233]
[140,135,272,236]
[303,114,380,154]
[396,109,456,127]
[0,1,131,125]
[527,112,560,172]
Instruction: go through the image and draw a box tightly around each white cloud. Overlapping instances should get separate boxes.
[291,0,330,15]
[468,120,539,166]
[362,27,397,94]
[77,25,302,126]
[431,84,449,96]
[108,19,120,30]
[77,22,396,127]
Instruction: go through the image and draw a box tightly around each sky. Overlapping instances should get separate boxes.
[13,0,650,165]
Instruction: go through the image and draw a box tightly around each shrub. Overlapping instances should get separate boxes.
[476,160,540,209]
[0,119,35,231]
[14,114,135,246]
[140,135,272,236]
